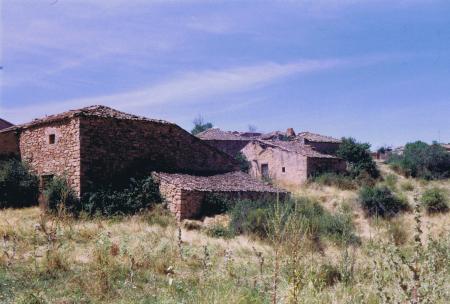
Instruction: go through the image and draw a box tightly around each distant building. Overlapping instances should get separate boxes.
[242,140,346,187]
[198,128,346,187]
[441,144,450,152]
[0,118,13,130]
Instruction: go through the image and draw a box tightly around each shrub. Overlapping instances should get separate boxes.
[387,141,450,179]
[229,198,357,245]
[206,225,235,239]
[311,172,357,190]
[384,174,398,190]
[0,158,39,208]
[337,137,380,179]
[200,193,231,217]
[44,177,79,213]
[235,152,250,173]
[81,176,161,216]
[386,218,409,246]
[358,185,409,217]
[421,187,449,214]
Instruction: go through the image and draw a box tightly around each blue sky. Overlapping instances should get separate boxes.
[1,0,449,149]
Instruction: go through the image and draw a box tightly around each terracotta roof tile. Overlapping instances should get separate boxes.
[153,171,287,193]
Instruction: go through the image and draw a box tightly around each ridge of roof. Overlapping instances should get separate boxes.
[0,105,174,133]
[197,128,261,140]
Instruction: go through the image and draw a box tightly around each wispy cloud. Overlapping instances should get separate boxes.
[2,55,392,123]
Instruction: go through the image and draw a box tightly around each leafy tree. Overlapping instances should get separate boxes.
[191,115,213,135]
[388,141,450,179]
[337,137,380,178]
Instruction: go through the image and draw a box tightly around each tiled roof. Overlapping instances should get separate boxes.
[0,118,13,130]
[255,140,339,158]
[297,131,341,143]
[153,171,287,193]
[0,105,173,133]
[197,128,261,140]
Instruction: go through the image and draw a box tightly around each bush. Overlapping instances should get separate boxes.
[200,193,231,217]
[358,185,409,217]
[0,158,39,208]
[337,137,380,179]
[400,181,414,191]
[206,225,235,239]
[387,141,450,179]
[81,176,161,216]
[311,173,357,190]
[229,198,357,245]
[44,177,79,213]
[384,174,398,190]
[235,152,250,173]
[421,187,449,214]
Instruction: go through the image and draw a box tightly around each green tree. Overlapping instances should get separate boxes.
[337,137,379,178]
[191,115,213,135]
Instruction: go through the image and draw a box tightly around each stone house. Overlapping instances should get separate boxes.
[0,118,13,130]
[0,105,241,197]
[198,128,346,187]
[153,171,288,220]
[197,128,261,157]
[0,105,288,219]
[242,140,346,187]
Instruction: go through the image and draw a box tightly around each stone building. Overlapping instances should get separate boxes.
[153,171,288,220]
[242,140,346,187]
[0,118,13,130]
[197,128,261,157]
[197,128,346,187]
[0,105,240,196]
[0,105,288,219]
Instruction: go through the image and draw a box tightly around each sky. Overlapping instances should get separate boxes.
[1,0,449,149]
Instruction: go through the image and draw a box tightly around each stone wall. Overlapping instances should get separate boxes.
[203,139,251,157]
[18,118,81,194]
[158,178,287,220]
[304,141,340,155]
[79,117,239,193]
[242,142,309,186]
[0,130,20,157]
[306,157,347,176]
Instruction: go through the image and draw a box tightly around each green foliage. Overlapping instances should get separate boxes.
[200,193,231,217]
[191,115,213,135]
[81,176,162,216]
[206,225,235,239]
[337,137,380,179]
[388,141,450,179]
[311,172,357,190]
[0,158,39,208]
[235,152,250,173]
[358,185,409,217]
[229,198,357,245]
[421,187,449,214]
[44,176,79,213]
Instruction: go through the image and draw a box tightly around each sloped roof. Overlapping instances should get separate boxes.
[0,118,13,130]
[254,140,339,159]
[197,128,261,141]
[297,131,341,143]
[153,171,287,193]
[0,105,173,133]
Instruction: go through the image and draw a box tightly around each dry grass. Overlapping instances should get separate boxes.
[0,165,449,303]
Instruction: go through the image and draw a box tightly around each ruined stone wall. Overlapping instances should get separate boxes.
[242,142,309,186]
[79,117,239,193]
[18,118,81,194]
[0,130,20,157]
[305,141,340,155]
[203,139,250,157]
[306,157,347,176]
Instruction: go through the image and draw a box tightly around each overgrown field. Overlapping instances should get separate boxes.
[1,164,449,303]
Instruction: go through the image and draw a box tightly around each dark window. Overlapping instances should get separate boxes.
[49,134,56,144]
[282,167,286,173]
[261,164,269,179]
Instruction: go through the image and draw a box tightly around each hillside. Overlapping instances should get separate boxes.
[0,164,449,303]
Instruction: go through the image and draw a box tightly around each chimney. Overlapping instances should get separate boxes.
[286,128,296,137]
